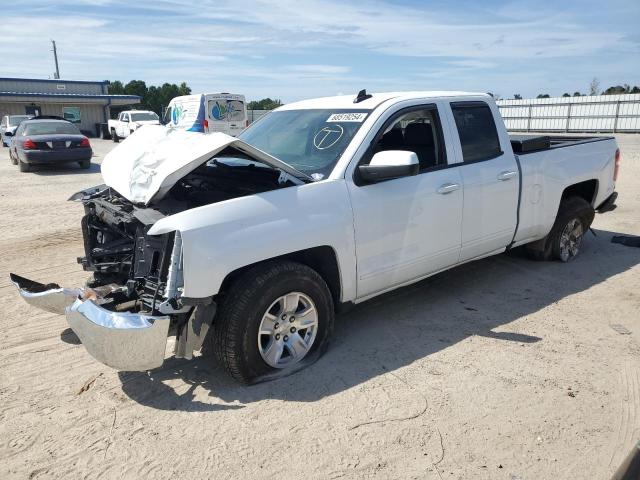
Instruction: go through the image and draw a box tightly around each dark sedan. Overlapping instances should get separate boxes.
[7,119,93,172]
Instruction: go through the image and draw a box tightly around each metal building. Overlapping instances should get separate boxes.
[0,77,141,136]
[497,94,640,133]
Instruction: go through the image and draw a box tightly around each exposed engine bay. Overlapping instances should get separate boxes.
[75,151,296,316]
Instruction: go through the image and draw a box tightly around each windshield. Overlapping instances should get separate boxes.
[239,109,370,178]
[23,121,80,135]
[130,112,159,122]
[9,115,30,125]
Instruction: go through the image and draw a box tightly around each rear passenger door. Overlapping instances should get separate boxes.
[447,101,519,262]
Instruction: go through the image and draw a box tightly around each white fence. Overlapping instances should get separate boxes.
[497,94,640,133]
[247,109,270,124]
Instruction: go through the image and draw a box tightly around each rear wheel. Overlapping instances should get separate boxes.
[209,261,334,384]
[18,159,30,172]
[79,160,90,169]
[525,196,594,262]
[111,129,119,142]
[9,150,17,165]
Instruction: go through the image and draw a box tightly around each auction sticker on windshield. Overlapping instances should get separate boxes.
[327,113,367,122]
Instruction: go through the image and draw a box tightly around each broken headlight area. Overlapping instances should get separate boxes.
[75,186,189,316]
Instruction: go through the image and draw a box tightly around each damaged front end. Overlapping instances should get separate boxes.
[11,128,307,372]
[11,185,212,371]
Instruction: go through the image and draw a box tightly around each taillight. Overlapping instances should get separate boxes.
[79,137,90,147]
[614,148,621,181]
[203,119,209,130]
[23,138,36,149]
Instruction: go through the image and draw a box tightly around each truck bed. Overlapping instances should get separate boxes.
[510,134,614,154]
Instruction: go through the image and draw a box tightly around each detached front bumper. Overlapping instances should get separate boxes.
[11,273,170,371]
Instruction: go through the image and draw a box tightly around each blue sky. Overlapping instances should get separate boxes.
[4,0,639,101]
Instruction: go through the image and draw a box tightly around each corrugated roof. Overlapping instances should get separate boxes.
[0,91,140,100]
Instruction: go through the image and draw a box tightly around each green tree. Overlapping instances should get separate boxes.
[107,80,125,94]
[562,93,571,97]
[108,80,192,116]
[573,92,582,97]
[247,98,283,110]
[536,94,550,98]
[124,80,148,99]
[513,94,522,100]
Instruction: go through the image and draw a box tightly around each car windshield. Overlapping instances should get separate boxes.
[239,109,371,178]
[9,115,30,125]
[24,121,80,135]
[130,112,159,122]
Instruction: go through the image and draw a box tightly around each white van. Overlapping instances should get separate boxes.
[165,93,247,136]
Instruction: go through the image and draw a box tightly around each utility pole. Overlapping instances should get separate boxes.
[51,40,60,79]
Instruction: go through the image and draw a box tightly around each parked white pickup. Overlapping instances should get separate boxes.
[13,90,620,384]
[107,110,160,142]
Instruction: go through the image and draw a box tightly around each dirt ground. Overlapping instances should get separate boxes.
[0,134,638,480]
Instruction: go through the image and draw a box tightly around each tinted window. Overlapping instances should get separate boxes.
[130,112,159,122]
[371,107,447,171]
[9,115,29,126]
[23,121,80,135]
[451,102,501,162]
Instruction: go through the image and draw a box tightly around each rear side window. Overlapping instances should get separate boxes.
[451,102,502,162]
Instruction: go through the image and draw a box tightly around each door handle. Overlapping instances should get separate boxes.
[497,171,517,181]
[436,183,460,194]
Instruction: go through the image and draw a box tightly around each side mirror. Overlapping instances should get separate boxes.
[358,150,419,183]
[4,130,13,137]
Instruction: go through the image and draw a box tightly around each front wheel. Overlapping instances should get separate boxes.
[9,150,17,165]
[209,261,335,384]
[111,129,119,142]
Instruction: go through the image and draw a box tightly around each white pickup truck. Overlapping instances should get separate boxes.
[108,110,160,142]
[12,90,620,384]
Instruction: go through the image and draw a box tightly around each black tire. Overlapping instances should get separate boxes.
[525,196,595,262]
[111,129,119,142]
[209,260,335,384]
[18,158,30,172]
[9,150,17,165]
[79,160,91,169]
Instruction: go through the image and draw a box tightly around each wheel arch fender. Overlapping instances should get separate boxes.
[148,180,357,303]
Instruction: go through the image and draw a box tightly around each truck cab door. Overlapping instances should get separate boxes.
[347,102,464,299]
[120,114,130,137]
[446,101,519,262]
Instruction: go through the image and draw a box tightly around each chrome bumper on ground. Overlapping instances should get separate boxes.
[11,273,170,371]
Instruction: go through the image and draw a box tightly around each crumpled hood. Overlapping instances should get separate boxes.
[101,125,307,205]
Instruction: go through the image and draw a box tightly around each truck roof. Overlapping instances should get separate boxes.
[278,91,489,111]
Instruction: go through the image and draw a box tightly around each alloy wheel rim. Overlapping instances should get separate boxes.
[257,292,318,368]
[559,218,584,261]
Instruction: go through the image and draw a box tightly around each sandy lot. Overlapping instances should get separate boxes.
[0,135,638,480]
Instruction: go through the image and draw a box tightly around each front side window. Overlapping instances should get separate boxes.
[451,102,502,162]
[239,109,370,179]
[368,106,447,171]
[9,115,29,126]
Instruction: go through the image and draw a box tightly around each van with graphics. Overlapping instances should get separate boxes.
[166,93,247,136]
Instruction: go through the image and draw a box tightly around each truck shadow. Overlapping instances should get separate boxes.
[117,228,639,411]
